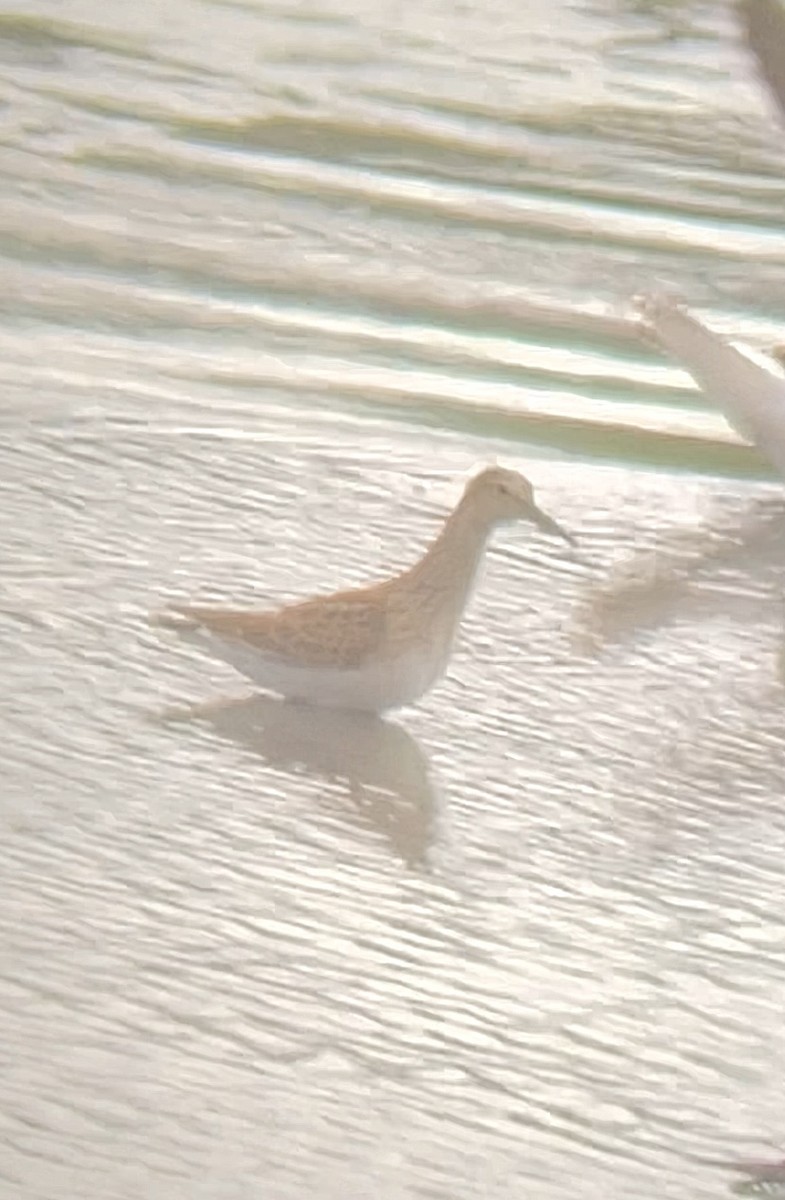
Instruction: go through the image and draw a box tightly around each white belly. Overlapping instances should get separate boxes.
[189,629,448,712]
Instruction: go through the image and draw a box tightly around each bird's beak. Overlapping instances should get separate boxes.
[529,503,576,546]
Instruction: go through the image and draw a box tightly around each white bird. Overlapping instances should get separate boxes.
[635,293,785,479]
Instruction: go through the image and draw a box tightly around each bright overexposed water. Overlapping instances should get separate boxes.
[2,1,785,1198]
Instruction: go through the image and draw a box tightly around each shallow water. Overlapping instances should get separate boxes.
[2,1,785,1198]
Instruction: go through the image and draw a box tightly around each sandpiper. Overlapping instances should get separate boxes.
[157,465,574,713]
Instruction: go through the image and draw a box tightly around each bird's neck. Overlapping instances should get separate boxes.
[404,495,493,622]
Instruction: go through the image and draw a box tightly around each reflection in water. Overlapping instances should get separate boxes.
[574,497,785,651]
[160,694,439,869]
[730,1183,785,1197]
[718,1155,785,1197]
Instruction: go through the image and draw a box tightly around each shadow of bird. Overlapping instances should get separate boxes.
[157,693,441,870]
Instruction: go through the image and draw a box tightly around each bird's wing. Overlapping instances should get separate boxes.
[166,589,388,670]
[635,292,785,477]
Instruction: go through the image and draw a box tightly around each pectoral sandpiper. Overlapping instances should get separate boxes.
[157,465,574,713]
